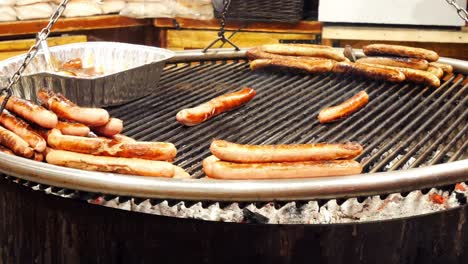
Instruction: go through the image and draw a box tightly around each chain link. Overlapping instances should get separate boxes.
[445,0,468,22]
[218,0,230,38]
[0,0,69,112]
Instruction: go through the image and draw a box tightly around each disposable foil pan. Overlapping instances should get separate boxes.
[0,42,174,107]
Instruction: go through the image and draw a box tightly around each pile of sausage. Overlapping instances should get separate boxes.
[0,89,188,178]
[247,43,453,88]
[203,140,363,179]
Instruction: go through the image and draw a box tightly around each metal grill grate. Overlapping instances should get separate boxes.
[107,59,467,179]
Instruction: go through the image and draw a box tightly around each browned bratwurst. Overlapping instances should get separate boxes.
[363,44,439,62]
[430,62,453,74]
[210,140,363,163]
[356,56,429,70]
[46,149,179,177]
[47,129,177,161]
[357,63,440,87]
[56,120,90,137]
[333,62,406,83]
[0,110,46,152]
[37,89,109,126]
[261,44,348,61]
[176,87,256,126]
[250,58,335,74]
[0,95,57,129]
[427,65,444,79]
[318,91,369,123]
[0,125,34,158]
[246,47,335,62]
[203,155,363,180]
[92,117,123,137]
[0,145,14,155]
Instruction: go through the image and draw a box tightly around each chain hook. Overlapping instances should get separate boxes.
[203,0,240,53]
[444,0,468,23]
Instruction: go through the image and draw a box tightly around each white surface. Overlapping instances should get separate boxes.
[319,0,467,26]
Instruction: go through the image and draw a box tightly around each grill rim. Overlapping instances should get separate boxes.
[0,48,466,202]
[0,152,466,201]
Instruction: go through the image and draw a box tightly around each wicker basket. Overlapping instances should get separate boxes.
[215,0,304,23]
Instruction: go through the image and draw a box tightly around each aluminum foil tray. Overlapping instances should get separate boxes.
[0,42,174,107]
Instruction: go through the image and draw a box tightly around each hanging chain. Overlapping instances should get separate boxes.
[202,0,239,52]
[218,0,230,38]
[0,0,69,112]
[445,0,468,22]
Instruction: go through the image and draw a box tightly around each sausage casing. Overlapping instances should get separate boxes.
[261,44,347,61]
[37,89,109,126]
[363,44,439,62]
[246,47,334,61]
[318,91,369,123]
[92,118,123,137]
[356,56,429,70]
[0,125,34,158]
[47,129,177,161]
[333,62,406,83]
[427,65,444,79]
[358,63,440,87]
[250,58,334,74]
[46,149,178,177]
[429,62,453,74]
[176,87,256,126]
[0,95,58,129]
[56,121,91,137]
[210,140,363,163]
[203,156,362,180]
[0,110,46,152]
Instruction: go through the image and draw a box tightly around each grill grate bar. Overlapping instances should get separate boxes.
[109,62,228,118]
[356,76,463,168]
[137,69,297,142]
[409,108,468,168]
[105,60,467,178]
[449,140,468,163]
[383,90,467,171]
[428,124,468,166]
[247,77,365,145]
[121,62,251,135]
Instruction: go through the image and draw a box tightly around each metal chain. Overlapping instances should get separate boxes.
[445,0,468,22]
[0,0,69,112]
[218,0,230,38]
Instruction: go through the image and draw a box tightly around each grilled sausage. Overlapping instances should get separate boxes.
[32,151,44,162]
[92,118,123,137]
[46,149,178,177]
[176,87,256,126]
[37,89,109,126]
[173,166,191,179]
[0,110,46,152]
[0,145,14,155]
[112,134,136,143]
[0,125,34,158]
[210,140,363,163]
[203,156,362,180]
[47,129,177,161]
[333,62,406,83]
[261,44,347,61]
[246,47,334,61]
[250,58,335,74]
[356,56,429,70]
[0,95,57,129]
[318,91,369,123]
[430,62,453,74]
[363,44,439,62]
[427,65,444,79]
[56,120,90,137]
[358,63,440,87]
